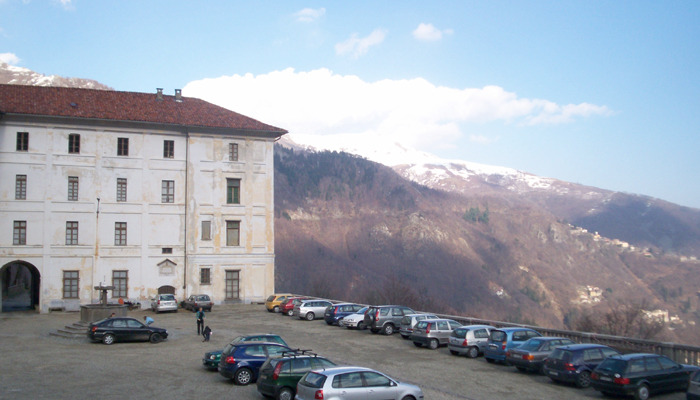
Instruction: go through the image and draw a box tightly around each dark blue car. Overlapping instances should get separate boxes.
[218,341,292,385]
[484,327,541,363]
[542,343,620,388]
[323,303,365,326]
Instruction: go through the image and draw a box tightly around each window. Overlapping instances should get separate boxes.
[63,271,79,299]
[66,221,78,245]
[226,178,240,204]
[68,134,80,154]
[16,132,28,151]
[201,221,211,240]
[115,222,127,245]
[226,221,240,246]
[112,270,128,298]
[225,270,240,299]
[13,221,27,245]
[291,358,313,374]
[657,356,678,370]
[363,372,392,387]
[163,140,174,158]
[229,143,238,161]
[68,176,79,201]
[201,268,211,285]
[162,248,172,254]
[15,175,26,200]
[117,178,127,202]
[333,372,364,389]
[162,180,174,203]
[117,137,129,156]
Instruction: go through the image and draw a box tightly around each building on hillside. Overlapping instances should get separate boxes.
[0,85,287,313]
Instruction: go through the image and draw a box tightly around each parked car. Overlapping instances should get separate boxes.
[87,317,168,345]
[256,350,337,400]
[506,337,576,373]
[688,369,700,400]
[279,297,307,317]
[183,294,213,312]
[411,318,463,350]
[591,353,699,400]
[447,324,496,358]
[295,366,424,400]
[324,303,364,326]
[266,293,294,313]
[484,327,541,364]
[338,307,369,329]
[364,305,416,335]
[542,343,621,388]
[218,342,292,385]
[202,333,288,370]
[399,313,439,340]
[293,299,334,321]
[150,293,178,313]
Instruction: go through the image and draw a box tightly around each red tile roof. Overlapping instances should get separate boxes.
[0,84,287,134]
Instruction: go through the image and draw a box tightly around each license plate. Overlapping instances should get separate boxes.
[548,371,558,376]
[599,376,612,382]
[489,344,497,349]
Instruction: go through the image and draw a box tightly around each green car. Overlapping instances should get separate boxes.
[202,333,288,370]
[256,351,336,400]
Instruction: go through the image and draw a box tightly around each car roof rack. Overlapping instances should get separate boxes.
[279,349,317,358]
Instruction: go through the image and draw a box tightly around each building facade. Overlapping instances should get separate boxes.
[0,85,286,312]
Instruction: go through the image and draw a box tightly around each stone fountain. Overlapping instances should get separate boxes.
[78,284,128,323]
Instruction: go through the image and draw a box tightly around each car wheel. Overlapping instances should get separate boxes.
[401,396,416,400]
[357,322,365,330]
[413,342,423,347]
[286,309,293,316]
[267,308,274,313]
[234,368,253,385]
[575,370,591,388]
[428,339,439,350]
[326,320,333,325]
[467,347,479,358]
[273,305,279,313]
[450,350,459,356]
[102,334,115,345]
[370,328,379,334]
[633,384,649,400]
[516,366,527,373]
[150,333,162,343]
[277,387,294,400]
[486,357,495,364]
[383,324,394,335]
[305,312,315,321]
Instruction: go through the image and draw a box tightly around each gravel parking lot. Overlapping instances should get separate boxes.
[0,304,688,400]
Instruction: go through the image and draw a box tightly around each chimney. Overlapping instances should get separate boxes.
[175,89,183,102]
[156,88,163,101]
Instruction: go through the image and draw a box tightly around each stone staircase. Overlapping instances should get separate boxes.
[50,321,89,339]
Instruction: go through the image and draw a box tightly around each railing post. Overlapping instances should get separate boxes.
[659,342,675,360]
[579,332,592,344]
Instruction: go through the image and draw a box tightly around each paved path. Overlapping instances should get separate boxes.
[0,304,687,400]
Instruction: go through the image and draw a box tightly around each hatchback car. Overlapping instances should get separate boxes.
[295,366,424,400]
[688,370,700,400]
[399,313,438,340]
[150,293,178,313]
[411,318,463,350]
[591,353,698,400]
[506,337,576,373]
[542,343,620,388]
[203,333,288,370]
[218,341,292,385]
[293,299,333,321]
[447,324,496,358]
[256,350,337,400]
[183,294,213,312]
[484,327,541,364]
[338,307,369,329]
[364,305,416,335]
[87,317,168,345]
[279,297,307,317]
[324,303,364,326]
[266,293,294,313]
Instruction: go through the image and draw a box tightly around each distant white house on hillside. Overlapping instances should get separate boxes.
[0,84,287,313]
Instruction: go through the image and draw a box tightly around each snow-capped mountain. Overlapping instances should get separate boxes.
[0,61,112,90]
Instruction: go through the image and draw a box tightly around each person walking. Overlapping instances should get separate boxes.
[202,326,212,342]
[196,307,205,335]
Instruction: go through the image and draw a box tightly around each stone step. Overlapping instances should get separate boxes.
[50,331,84,339]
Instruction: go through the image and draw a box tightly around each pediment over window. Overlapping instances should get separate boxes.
[158,259,177,276]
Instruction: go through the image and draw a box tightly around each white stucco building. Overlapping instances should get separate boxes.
[0,84,286,312]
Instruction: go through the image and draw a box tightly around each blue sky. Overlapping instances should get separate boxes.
[2,0,699,208]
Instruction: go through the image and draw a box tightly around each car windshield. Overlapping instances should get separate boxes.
[596,358,628,374]
[490,330,506,342]
[300,372,326,388]
[160,294,176,301]
[548,348,571,362]
[452,328,468,338]
[415,321,429,329]
[519,339,543,351]
[196,295,209,301]
[230,336,245,343]
[266,295,275,302]
[357,307,368,314]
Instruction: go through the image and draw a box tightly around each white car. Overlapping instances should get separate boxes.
[338,307,369,329]
[150,294,178,313]
[296,366,424,400]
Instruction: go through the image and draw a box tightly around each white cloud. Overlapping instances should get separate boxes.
[413,23,452,41]
[183,68,612,151]
[53,0,74,10]
[469,135,495,144]
[294,7,325,22]
[335,28,387,58]
[0,52,20,65]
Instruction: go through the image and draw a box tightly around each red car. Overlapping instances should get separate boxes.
[279,297,307,316]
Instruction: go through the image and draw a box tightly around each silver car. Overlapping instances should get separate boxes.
[296,366,424,400]
[447,324,495,358]
[293,299,333,321]
[150,294,178,313]
[338,307,369,329]
[689,370,700,399]
[399,313,438,340]
[411,318,462,349]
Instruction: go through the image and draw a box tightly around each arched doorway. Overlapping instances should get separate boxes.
[158,285,176,295]
[1,261,41,312]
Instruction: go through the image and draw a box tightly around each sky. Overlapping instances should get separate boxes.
[2,0,699,208]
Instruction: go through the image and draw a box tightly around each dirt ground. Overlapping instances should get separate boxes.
[0,304,687,400]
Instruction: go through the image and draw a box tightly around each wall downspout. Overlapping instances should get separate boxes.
[183,129,189,297]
